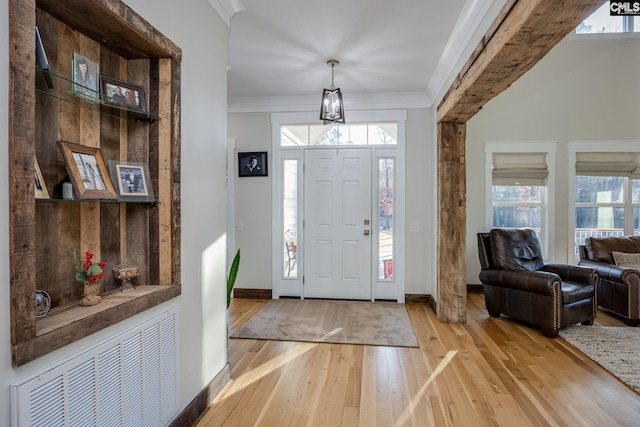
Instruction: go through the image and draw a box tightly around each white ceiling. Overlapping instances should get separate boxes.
[222,0,501,111]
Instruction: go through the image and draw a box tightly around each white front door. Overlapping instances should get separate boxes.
[303,148,372,300]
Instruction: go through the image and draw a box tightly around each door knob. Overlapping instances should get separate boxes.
[364,230,370,236]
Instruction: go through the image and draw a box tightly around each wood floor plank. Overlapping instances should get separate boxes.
[199,295,640,426]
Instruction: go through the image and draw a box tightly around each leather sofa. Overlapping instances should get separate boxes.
[478,228,598,338]
[578,235,640,326]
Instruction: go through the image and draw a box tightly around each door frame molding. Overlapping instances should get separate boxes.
[270,110,407,302]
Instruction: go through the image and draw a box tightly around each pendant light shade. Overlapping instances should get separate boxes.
[320,60,345,124]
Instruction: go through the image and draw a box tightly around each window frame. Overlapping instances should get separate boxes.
[573,1,640,37]
[279,122,399,146]
[485,142,557,259]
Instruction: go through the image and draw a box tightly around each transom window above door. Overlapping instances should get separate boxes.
[280,122,397,146]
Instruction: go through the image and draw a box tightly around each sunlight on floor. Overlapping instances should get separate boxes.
[217,342,318,401]
[392,350,458,427]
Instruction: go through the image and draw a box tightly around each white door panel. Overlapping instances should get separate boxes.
[304,149,372,300]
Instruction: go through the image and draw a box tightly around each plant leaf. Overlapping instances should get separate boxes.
[227,249,240,309]
[87,264,103,276]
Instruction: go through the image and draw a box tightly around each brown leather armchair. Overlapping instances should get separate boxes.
[478,228,598,338]
[578,235,640,326]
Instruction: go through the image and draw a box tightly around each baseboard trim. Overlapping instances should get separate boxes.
[234,289,484,300]
[467,284,484,294]
[429,297,437,315]
[405,294,432,304]
[170,363,230,427]
[233,288,272,299]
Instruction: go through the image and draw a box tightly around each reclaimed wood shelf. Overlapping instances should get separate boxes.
[37,198,158,205]
[36,285,179,335]
[36,67,161,122]
[10,285,182,366]
[9,0,182,367]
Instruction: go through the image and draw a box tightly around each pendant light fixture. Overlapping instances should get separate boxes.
[319,59,345,124]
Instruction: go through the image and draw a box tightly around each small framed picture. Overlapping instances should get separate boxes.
[57,140,117,200]
[34,156,49,199]
[101,75,146,111]
[35,26,54,89]
[238,152,268,177]
[72,52,99,99]
[35,27,49,71]
[108,161,155,202]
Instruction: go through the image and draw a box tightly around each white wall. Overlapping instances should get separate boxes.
[0,0,230,423]
[405,108,436,295]
[466,34,640,285]
[227,108,436,296]
[227,113,273,289]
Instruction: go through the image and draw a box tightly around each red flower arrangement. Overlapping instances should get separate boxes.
[73,249,107,285]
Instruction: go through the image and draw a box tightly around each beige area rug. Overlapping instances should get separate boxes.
[230,299,419,348]
[559,325,640,393]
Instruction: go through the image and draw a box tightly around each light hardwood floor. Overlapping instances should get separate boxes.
[197,295,640,426]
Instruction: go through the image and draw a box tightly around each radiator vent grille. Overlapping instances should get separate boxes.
[12,305,179,427]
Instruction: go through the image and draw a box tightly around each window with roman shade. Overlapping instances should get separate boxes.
[492,152,549,186]
[573,151,640,260]
[485,142,556,260]
[491,152,548,245]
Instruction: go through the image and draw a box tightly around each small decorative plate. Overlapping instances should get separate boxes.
[35,290,51,317]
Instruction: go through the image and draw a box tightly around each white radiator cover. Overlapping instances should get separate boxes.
[11,304,179,427]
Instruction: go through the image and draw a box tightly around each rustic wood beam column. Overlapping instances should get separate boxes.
[437,122,467,322]
[434,0,604,323]
[437,0,604,124]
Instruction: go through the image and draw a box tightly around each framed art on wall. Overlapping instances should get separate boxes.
[238,151,268,177]
[57,140,117,200]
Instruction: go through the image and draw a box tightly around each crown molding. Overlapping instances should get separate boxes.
[206,0,245,27]
[228,91,431,113]
[426,0,503,106]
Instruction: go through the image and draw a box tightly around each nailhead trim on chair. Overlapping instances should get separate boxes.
[593,273,598,319]
[553,281,561,331]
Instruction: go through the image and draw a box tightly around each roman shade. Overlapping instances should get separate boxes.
[575,152,640,177]
[492,152,548,186]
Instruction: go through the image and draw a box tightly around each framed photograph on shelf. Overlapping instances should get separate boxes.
[101,75,146,111]
[34,156,49,199]
[108,161,155,202]
[238,151,268,177]
[72,52,99,100]
[35,26,53,89]
[57,140,117,200]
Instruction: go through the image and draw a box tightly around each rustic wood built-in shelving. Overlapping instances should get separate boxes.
[9,0,182,367]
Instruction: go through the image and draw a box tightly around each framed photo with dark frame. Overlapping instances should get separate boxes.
[108,160,155,202]
[101,75,146,111]
[34,156,49,199]
[238,151,268,177]
[57,140,117,200]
